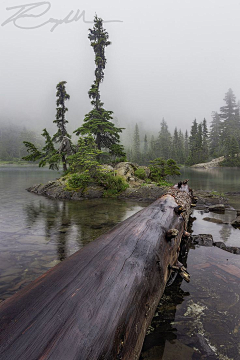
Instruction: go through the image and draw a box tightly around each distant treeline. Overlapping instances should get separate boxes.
[126,88,240,167]
[1,88,240,167]
[0,123,43,161]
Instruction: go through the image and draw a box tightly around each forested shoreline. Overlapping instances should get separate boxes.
[2,88,240,168]
[126,88,240,167]
[0,123,43,163]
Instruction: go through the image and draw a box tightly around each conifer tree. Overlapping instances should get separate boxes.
[184,130,189,162]
[23,81,72,171]
[219,89,240,156]
[172,128,179,162]
[188,119,198,165]
[201,118,209,161]
[74,15,125,158]
[178,129,185,164]
[53,81,72,172]
[143,134,148,156]
[209,112,222,157]
[132,123,141,163]
[155,118,172,160]
[220,89,238,137]
[143,134,149,164]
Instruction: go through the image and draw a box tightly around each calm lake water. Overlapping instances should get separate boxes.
[0,166,240,360]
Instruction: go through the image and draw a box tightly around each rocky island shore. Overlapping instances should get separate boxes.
[27,162,167,202]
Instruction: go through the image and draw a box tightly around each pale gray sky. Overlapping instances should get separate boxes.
[1,0,240,135]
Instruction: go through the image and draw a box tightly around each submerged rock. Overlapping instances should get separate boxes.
[213,242,240,254]
[208,204,225,213]
[191,234,213,246]
[231,216,240,228]
[202,217,225,224]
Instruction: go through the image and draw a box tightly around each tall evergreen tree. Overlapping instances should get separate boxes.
[23,81,73,171]
[74,15,125,158]
[155,118,172,160]
[132,123,141,163]
[142,134,149,164]
[188,119,198,164]
[201,118,209,161]
[196,122,203,162]
[219,89,240,156]
[220,89,237,137]
[53,81,72,172]
[178,129,185,164]
[172,127,179,162]
[209,112,222,157]
[184,130,189,163]
[143,134,148,156]
[149,135,157,160]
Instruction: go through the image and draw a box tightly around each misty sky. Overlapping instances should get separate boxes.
[1,0,240,136]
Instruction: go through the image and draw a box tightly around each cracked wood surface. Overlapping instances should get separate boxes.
[0,190,192,360]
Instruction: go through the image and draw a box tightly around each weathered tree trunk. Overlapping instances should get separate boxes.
[0,188,192,360]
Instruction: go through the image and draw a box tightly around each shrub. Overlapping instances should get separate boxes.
[150,158,180,182]
[134,168,146,180]
[67,171,91,189]
[96,172,128,194]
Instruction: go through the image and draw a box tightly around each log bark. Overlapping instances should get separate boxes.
[0,188,192,360]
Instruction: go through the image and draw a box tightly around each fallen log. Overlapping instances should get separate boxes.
[0,187,192,360]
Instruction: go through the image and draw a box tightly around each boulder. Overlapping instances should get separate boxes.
[231,216,240,228]
[202,217,224,224]
[208,204,225,213]
[114,162,137,181]
[213,241,226,249]
[191,234,213,246]
[118,185,166,202]
[82,186,105,199]
[214,242,240,254]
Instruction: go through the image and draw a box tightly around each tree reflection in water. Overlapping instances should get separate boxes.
[24,199,148,262]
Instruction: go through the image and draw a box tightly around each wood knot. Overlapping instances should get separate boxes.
[166,229,179,241]
[174,205,185,215]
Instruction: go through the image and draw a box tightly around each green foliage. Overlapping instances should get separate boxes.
[132,123,141,163]
[22,141,42,162]
[23,82,73,171]
[155,119,172,160]
[157,179,173,187]
[23,128,62,171]
[219,157,240,167]
[134,168,146,180]
[68,135,101,175]
[209,89,240,162]
[53,81,71,143]
[67,171,92,189]
[96,172,129,195]
[210,190,225,197]
[187,118,210,165]
[165,159,181,176]
[149,158,180,182]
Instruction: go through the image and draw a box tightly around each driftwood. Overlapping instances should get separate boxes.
[0,187,192,360]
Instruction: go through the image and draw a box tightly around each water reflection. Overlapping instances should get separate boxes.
[179,167,240,196]
[192,209,240,246]
[0,188,147,301]
[141,236,240,360]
